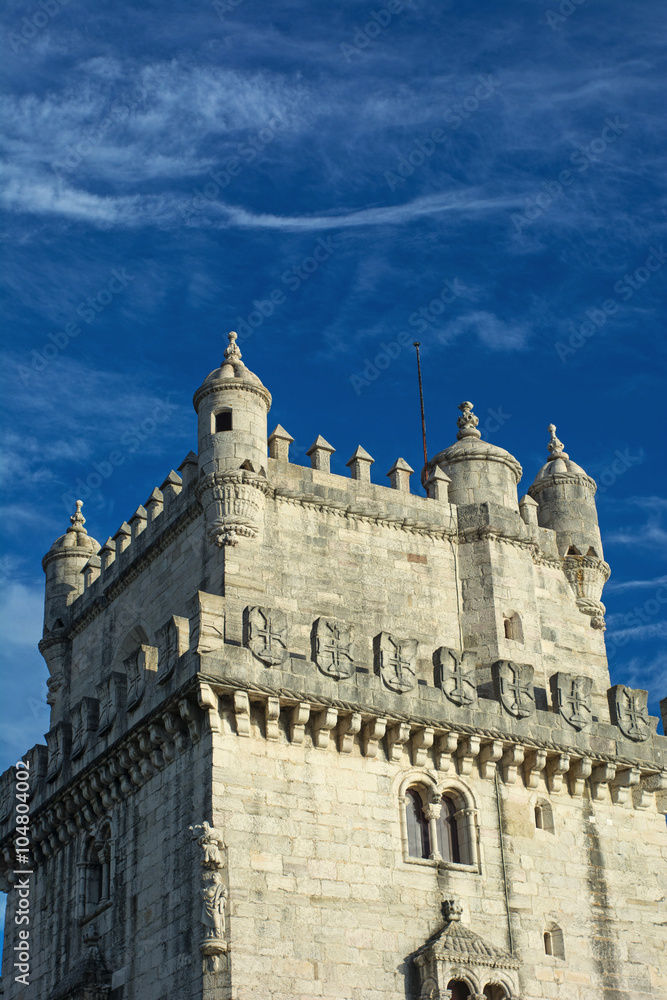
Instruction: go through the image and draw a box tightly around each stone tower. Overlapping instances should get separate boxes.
[1,334,666,1000]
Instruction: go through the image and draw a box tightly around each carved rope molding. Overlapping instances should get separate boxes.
[0,679,210,880]
[197,672,665,812]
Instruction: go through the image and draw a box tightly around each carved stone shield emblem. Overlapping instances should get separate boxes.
[375,632,418,693]
[435,647,477,707]
[610,684,650,742]
[96,671,126,736]
[313,618,354,679]
[246,606,288,666]
[554,672,592,731]
[492,660,535,719]
[70,697,99,759]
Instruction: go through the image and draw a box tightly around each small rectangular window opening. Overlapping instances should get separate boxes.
[215,410,232,432]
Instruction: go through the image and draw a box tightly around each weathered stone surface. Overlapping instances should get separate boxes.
[2,344,665,1000]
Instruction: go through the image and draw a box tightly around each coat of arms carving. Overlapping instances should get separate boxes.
[434,647,477,707]
[553,672,592,731]
[70,697,100,759]
[492,660,535,719]
[313,618,354,679]
[375,632,418,693]
[245,606,288,665]
[609,684,651,742]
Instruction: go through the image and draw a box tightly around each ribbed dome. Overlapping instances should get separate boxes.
[530,424,594,490]
[193,331,270,410]
[424,402,522,509]
[44,501,100,564]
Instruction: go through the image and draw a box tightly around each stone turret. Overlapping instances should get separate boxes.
[193,331,272,547]
[424,401,522,510]
[40,501,99,718]
[41,501,100,632]
[529,424,609,629]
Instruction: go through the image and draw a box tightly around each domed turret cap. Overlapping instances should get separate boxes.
[424,402,522,509]
[426,402,522,480]
[530,424,594,490]
[42,501,100,568]
[193,331,271,410]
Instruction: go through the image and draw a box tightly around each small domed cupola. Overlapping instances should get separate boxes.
[193,331,272,478]
[193,332,272,547]
[528,424,609,629]
[42,501,100,631]
[424,401,522,510]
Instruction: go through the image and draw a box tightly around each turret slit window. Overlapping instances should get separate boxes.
[435,795,461,863]
[79,826,112,921]
[215,409,232,432]
[405,788,430,858]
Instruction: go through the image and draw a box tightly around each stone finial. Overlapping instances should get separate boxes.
[178,451,198,489]
[442,898,463,922]
[268,424,294,463]
[82,554,101,590]
[145,487,164,523]
[113,521,132,554]
[67,499,88,535]
[160,470,182,504]
[224,330,242,363]
[99,537,116,572]
[519,493,539,527]
[456,401,481,441]
[129,506,147,541]
[306,435,335,473]
[426,467,451,502]
[346,445,374,483]
[547,423,569,460]
[386,458,414,492]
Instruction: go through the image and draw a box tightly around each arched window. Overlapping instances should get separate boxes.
[215,409,232,432]
[405,788,430,858]
[534,799,554,834]
[503,612,523,642]
[446,980,469,1000]
[435,795,460,864]
[484,985,509,1000]
[544,924,564,958]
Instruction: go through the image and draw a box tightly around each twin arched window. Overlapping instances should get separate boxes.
[405,788,461,864]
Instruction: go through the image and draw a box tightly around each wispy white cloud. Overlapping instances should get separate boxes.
[606,574,667,594]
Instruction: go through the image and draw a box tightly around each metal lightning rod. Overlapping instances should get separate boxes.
[413,342,428,469]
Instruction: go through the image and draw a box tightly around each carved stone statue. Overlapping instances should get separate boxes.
[189,821,225,868]
[201,870,227,940]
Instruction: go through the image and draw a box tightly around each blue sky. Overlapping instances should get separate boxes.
[1,0,666,774]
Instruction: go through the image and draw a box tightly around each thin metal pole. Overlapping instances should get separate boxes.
[413,342,428,467]
[495,769,514,954]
